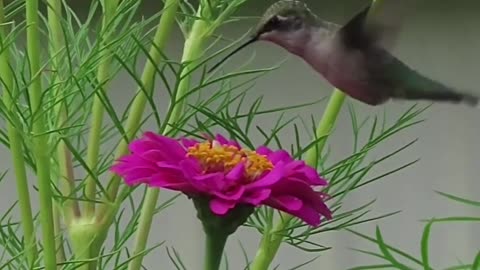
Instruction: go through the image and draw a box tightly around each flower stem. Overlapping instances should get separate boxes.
[203,233,228,270]
[47,0,80,222]
[84,0,119,219]
[47,0,78,264]
[53,206,66,265]
[0,1,38,267]
[250,89,347,270]
[68,218,104,270]
[26,0,57,269]
[127,4,211,270]
[192,196,254,270]
[101,0,180,215]
[305,90,346,166]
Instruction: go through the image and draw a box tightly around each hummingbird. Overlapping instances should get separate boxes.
[209,0,479,107]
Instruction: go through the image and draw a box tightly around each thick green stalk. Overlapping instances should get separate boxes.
[203,233,228,270]
[53,206,66,266]
[101,0,180,214]
[250,89,346,270]
[84,0,119,218]
[47,0,78,265]
[305,90,346,166]
[48,0,79,220]
[26,0,57,269]
[127,7,210,270]
[68,217,104,270]
[0,1,38,266]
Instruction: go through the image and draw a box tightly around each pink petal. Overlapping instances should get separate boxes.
[180,137,199,148]
[210,198,236,215]
[274,195,303,211]
[255,146,272,156]
[156,161,181,170]
[265,198,320,226]
[140,149,171,163]
[215,134,241,148]
[242,188,271,205]
[225,162,245,182]
[292,205,322,226]
[191,173,225,191]
[128,139,158,154]
[112,165,158,185]
[213,185,245,201]
[294,166,328,185]
[149,167,184,184]
[111,155,149,172]
[245,161,285,189]
[149,174,197,193]
[267,150,293,163]
[214,134,229,144]
[144,132,186,160]
[284,160,305,171]
[272,178,332,219]
[178,158,202,179]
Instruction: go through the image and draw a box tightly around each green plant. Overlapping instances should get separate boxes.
[0,0,430,269]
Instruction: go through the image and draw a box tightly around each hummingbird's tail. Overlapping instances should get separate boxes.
[399,85,479,107]
[391,68,479,107]
[460,93,479,107]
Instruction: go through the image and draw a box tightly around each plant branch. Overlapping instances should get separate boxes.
[47,0,79,265]
[26,0,57,268]
[0,0,38,267]
[84,0,120,219]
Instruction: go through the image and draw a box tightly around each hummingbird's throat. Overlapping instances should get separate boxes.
[260,29,311,57]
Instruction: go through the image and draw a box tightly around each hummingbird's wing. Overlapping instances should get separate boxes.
[339,0,415,50]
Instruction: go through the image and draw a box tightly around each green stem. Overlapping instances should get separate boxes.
[126,189,159,270]
[26,0,57,269]
[203,233,228,270]
[68,218,103,270]
[48,0,79,219]
[53,206,66,267]
[127,6,210,270]
[101,0,180,215]
[305,90,346,166]
[84,0,119,219]
[47,0,78,264]
[0,1,38,266]
[250,89,347,270]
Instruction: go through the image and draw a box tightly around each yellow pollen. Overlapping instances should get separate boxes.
[186,141,273,181]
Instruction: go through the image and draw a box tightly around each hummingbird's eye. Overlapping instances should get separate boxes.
[267,16,282,27]
[263,15,289,32]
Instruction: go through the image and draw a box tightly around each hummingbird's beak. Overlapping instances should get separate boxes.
[207,35,258,73]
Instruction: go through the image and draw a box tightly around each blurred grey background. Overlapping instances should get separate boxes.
[1,0,480,269]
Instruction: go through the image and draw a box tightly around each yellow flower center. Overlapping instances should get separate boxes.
[186,141,273,181]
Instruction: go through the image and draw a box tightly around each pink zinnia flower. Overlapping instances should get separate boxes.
[111,132,332,226]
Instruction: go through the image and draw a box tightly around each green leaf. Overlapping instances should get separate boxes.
[435,191,480,207]
[420,220,433,270]
[348,229,426,268]
[472,251,480,270]
[347,264,396,270]
[375,227,412,270]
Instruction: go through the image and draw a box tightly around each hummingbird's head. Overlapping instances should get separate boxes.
[208,1,317,73]
[253,0,317,54]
